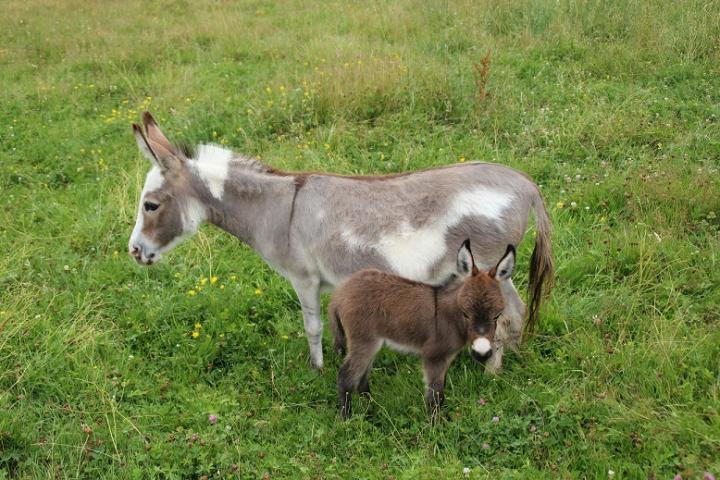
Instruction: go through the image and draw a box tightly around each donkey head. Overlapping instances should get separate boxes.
[128,112,207,265]
[455,240,516,363]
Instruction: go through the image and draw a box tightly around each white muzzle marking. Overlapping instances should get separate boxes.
[472,337,492,356]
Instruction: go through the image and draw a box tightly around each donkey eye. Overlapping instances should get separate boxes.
[144,201,159,212]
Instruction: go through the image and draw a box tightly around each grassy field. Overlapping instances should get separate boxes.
[1,0,719,478]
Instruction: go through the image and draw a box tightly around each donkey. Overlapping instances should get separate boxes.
[128,112,553,372]
[329,240,515,419]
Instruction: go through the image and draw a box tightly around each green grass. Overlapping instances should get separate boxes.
[1,0,719,477]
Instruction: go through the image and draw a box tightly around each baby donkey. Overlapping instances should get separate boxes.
[329,240,515,419]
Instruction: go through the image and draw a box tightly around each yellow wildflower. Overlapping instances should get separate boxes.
[200,277,208,286]
[210,276,218,285]
[556,201,565,209]
[459,156,465,163]
[195,323,202,330]
[281,335,289,340]
[187,289,197,297]
[255,288,263,296]
[191,331,200,338]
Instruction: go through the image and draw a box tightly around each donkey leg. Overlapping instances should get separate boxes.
[500,279,526,351]
[337,358,356,420]
[338,342,380,419]
[291,278,324,369]
[357,367,372,396]
[486,279,526,375]
[329,306,346,356]
[486,316,508,375]
[422,357,451,417]
[485,344,504,375]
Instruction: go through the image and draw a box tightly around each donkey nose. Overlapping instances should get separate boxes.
[471,349,493,363]
[130,245,141,259]
[470,337,493,363]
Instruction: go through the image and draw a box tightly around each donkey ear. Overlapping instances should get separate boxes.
[143,111,174,153]
[133,123,160,165]
[456,239,478,276]
[490,245,515,281]
[132,123,182,172]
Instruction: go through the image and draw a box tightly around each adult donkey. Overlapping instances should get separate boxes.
[128,112,553,372]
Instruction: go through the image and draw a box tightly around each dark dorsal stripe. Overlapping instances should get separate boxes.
[286,175,308,248]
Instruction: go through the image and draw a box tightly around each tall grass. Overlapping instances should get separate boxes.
[1,0,718,477]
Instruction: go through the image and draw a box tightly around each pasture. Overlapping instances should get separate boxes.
[1,0,719,477]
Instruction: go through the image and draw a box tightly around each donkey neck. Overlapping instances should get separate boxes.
[188,147,298,254]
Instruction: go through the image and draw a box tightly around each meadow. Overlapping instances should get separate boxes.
[1,0,719,478]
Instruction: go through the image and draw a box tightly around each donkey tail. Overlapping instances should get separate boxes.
[526,189,554,335]
[328,301,347,355]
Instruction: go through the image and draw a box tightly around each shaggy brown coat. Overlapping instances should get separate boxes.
[329,240,515,419]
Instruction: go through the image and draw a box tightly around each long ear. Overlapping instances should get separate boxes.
[490,245,515,281]
[456,239,479,276]
[133,123,160,165]
[132,123,181,172]
[143,111,174,153]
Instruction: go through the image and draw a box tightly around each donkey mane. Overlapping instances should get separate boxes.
[179,140,500,186]
[180,143,291,197]
[189,143,271,173]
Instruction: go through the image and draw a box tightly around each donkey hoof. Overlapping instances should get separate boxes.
[339,406,351,420]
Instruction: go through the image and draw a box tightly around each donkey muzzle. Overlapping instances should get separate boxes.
[470,337,493,363]
[129,244,157,266]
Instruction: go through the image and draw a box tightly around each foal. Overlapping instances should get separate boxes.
[329,240,515,419]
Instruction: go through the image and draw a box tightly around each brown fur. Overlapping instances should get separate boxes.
[328,242,513,419]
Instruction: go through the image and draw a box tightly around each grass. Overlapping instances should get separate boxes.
[1,0,719,477]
